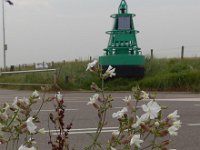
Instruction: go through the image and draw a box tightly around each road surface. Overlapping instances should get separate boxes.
[0,89,199,150]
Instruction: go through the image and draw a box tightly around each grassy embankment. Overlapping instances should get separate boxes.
[0,57,200,92]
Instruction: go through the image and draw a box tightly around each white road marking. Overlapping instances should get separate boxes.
[45,127,119,135]
[114,107,124,109]
[64,101,88,103]
[45,127,118,133]
[114,106,141,109]
[156,98,200,102]
[187,123,200,127]
[33,109,78,112]
[48,123,200,135]
[53,129,117,135]
[64,98,200,103]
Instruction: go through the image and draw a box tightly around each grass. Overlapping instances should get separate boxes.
[0,57,200,92]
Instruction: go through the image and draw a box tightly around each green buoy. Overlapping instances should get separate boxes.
[99,0,145,78]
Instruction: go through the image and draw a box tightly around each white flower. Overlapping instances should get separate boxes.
[141,100,161,119]
[122,95,132,103]
[104,65,116,78]
[22,97,30,105]
[3,102,10,111]
[12,97,19,108]
[87,94,99,105]
[55,92,63,101]
[140,91,149,99]
[173,120,182,129]
[167,110,180,121]
[132,114,148,128]
[168,119,181,136]
[111,147,117,150]
[32,90,39,98]
[38,128,46,134]
[18,145,36,150]
[86,60,98,71]
[168,126,178,136]
[168,120,181,136]
[130,134,143,148]
[112,130,120,136]
[112,107,128,119]
[26,117,37,134]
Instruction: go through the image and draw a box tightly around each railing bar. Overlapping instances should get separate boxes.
[0,83,53,86]
[0,69,56,75]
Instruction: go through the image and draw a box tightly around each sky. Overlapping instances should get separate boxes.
[0,0,200,67]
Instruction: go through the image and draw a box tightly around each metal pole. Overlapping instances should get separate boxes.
[2,0,7,68]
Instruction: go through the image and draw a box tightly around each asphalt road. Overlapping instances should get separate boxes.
[0,89,200,150]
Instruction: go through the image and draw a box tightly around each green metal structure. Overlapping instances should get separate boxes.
[99,0,145,78]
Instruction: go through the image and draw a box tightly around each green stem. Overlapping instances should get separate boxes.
[16,134,20,150]
[86,77,108,149]
[7,109,19,127]
[6,134,13,150]
[151,135,157,150]
[101,76,105,99]
[143,132,151,141]
[34,93,46,117]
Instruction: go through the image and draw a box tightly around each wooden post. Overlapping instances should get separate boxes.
[181,46,184,59]
[53,70,57,85]
[89,56,92,62]
[51,61,54,68]
[151,49,153,59]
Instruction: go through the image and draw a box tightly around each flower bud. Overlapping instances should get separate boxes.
[120,139,129,144]
[141,124,150,132]
[19,123,27,130]
[0,112,8,121]
[159,130,168,137]
[93,103,99,110]
[90,82,100,92]
[112,130,120,137]
[0,138,6,144]
[155,121,160,127]
[66,123,72,130]
[3,103,10,111]
[161,140,170,146]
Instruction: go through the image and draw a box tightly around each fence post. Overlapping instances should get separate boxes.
[151,49,153,59]
[89,56,92,62]
[53,70,57,85]
[181,46,184,59]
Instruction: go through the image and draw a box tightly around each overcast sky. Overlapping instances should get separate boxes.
[0,0,200,67]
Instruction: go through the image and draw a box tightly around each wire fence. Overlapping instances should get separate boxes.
[144,45,200,59]
[1,46,199,71]
[0,68,57,87]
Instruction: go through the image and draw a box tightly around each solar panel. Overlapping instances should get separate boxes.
[118,16,130,30]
